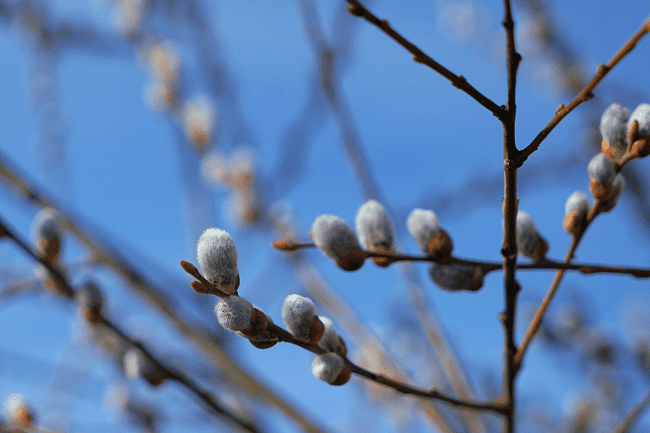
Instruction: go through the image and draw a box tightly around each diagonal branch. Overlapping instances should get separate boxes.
[345,0,507,120]
[518,15,650,166]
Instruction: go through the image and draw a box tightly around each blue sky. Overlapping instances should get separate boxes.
[1,0,650,432]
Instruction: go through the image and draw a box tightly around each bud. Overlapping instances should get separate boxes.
[77,280,103,323]
[32,207,63,265]
[311,352,351,385]
[124,348,167,386]
[516,211,547,260]
[587,153,617,200]
[281,294,324,344]
[311,215,365,271]
[355,200,394,266]
[196,228,239,295]
[407,208,453,259]
[563,191,589,234]
[600,103,630,158]
[599,174,625,213]
[429,263,484,291]
[215,297,268,337]
[242,317,279,349]
[628,103,650,142]
[4,393,33,428]
[182,95,216,151]
[317,316,347,357]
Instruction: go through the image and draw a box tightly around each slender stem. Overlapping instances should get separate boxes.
[518,16,650,165]
[345,0,506,120]
[514,203,601,369]
[501,0,521,431]
[267,323,507,414]
[272,241,650,277]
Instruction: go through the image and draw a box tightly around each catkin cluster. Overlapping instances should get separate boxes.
[562,102,649,235]
[194,227,351,385]
[310,200,484,291]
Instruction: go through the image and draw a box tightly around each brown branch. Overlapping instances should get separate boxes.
[265,323,507,415]
[500,1,522,432]
[272,241,650,277]
[518,16,650,166]
[345,0,506,120]
[514,202,603,370]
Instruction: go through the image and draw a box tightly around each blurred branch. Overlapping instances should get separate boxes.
[0,150,328,433]
[612,388,650,433]
[0,214,260,433]
[518,15,650,165]
[345,0,507,119]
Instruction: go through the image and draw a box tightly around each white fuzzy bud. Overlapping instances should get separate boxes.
[587,153,616,185]
[565,191,589,216]
[124,348,166,386]
[407,208,440,253]
[600,103,630,155]
[317,316,344,355]
[312,352,345,384]
[600,174,625,212]
[197,228,239,294]
[429,263,484,291]
[32,208,62,243]
[355,200,394,250]
[311,215,360,261]
[282,294,316,342]
[215,296,254,331]
[628,103,650,141]
[4,393,32,427]
[516,211,538,258]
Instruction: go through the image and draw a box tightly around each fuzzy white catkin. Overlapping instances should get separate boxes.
[407,208,440,253]
[355,200,394,249]
[4,393,26,418]
[312,352,345,384]
[601,174,625,212]
[215,296,253,331]
[429,263,482,291]
[516,211,538,258]
[317,316,341,353]
[587,153,617,185]
[600,103,630,150]
[282,294,316,341]
[565,191,589,216]
[123,348,145,380]
[32,208,62,243]
[197,228,239,294]
[628,103,650,140]
[311,215,360,261]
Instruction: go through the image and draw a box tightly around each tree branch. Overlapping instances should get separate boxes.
[345,0,506,119]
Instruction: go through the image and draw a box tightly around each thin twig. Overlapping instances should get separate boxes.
[611,388,650,433]
[344,0,506,120]
[272,241,650,278]
[266,323,508,415]
[500,0,522,432]
[518,16,650,166]
[514,202,602,369]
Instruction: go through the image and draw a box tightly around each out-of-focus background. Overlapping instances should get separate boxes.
[1,0,650,432]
